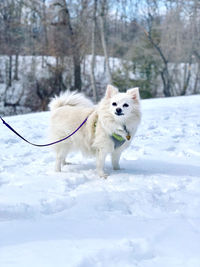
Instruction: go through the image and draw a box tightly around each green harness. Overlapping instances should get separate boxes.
[94,121,130,149]
[111,133,126,149]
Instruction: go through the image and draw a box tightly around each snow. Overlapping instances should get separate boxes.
[0,95,200,267]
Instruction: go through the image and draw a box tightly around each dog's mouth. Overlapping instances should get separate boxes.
[115,112,124,116]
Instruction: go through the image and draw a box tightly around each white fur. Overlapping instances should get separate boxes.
[49,85,141,178]
[49,91,93,110]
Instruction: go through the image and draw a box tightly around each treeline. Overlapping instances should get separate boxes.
[0,0,200,112]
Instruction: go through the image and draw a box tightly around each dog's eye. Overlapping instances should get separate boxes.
[123,103,129,108]
[112,102,117,106]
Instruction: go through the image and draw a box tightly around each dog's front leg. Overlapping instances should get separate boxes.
[111,150,121,170]
[96,149,108,178]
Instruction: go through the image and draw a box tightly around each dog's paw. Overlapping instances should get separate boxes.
[55,167,61,172]
[113,164,120,170]
[98,171,109,179]
[101,173,109,179]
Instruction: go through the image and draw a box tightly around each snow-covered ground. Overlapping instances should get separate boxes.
[0,95,200,267]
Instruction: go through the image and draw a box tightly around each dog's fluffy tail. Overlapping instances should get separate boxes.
[49,91,93,111]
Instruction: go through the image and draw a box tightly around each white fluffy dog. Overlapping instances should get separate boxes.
[49,85,141,178]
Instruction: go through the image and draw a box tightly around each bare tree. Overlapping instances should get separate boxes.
[142,0,173,97]
[184,0,200,94]
[90,0,98,102]
[99,0,112,83]
[51,0,91,91]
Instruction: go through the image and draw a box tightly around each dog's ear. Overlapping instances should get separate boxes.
[105,85,118,99]
[127,87,140,101]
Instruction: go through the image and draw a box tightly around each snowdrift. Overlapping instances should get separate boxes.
[0,95,200,267]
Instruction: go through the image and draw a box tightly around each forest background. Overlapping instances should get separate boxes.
[0,0,200,115]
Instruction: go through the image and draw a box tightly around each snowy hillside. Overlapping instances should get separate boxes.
[0,95,200,267]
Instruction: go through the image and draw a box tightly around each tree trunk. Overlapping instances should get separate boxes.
[194,51,200,94]
[160,65,171,97]
[7,55,12,87]
[42,0,48,68]
[90,0,98,102]
[73,52,82,91]
[99,0,112,84]
[14,54,19,80]
[181,61,192,96]
[61,0,82,91]
[194,62,200,94]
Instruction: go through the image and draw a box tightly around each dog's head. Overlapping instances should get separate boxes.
[105,85,140,122]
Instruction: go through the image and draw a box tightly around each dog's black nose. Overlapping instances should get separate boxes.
[116,108,122,114]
